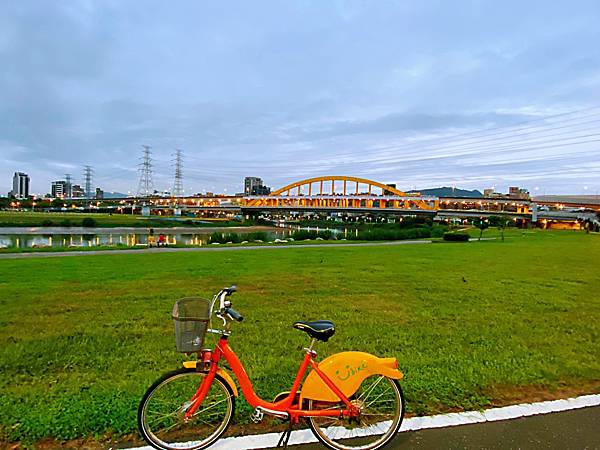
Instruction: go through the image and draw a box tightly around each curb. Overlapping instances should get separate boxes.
[127,393,600,449]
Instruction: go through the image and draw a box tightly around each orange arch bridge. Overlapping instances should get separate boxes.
[243,176,439,212]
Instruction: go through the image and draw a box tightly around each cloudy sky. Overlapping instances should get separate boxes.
[1,1,600,196]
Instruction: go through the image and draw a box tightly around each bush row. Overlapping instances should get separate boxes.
[348,227,432,241]
[209,231,270,244]
[211,224,452,244]
[39,217,97,227]
[291,230,335,240]
[443,233,470,242]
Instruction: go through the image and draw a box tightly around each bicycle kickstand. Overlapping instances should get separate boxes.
[276,419,294,449]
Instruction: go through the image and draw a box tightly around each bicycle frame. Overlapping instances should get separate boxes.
[185,336,358,422]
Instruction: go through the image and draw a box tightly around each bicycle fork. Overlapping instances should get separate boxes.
[184,365,218,420]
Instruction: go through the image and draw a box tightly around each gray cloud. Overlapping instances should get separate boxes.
[1,1,599,195]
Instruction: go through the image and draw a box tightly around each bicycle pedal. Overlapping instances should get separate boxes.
[251,408,264,423]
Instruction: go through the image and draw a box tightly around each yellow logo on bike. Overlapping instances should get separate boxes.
[336,363,368,381]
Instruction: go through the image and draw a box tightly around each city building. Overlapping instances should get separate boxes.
[483,187,529,199]
[509,186,530,199]
[51,180,68,198]
[95,187,104,199]
[251,184,271,195]
[71,184,85,198]
[10,172,30,198]
[244,177,262,195]
[244,177,271,196]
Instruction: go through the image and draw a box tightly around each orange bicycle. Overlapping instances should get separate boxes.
[138,286,405,450]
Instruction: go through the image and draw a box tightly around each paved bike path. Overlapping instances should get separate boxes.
[125,395,600,450]
[288,405,600,449]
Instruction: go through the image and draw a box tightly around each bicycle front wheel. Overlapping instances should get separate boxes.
[308,375,404,450]
[138,368,235,450]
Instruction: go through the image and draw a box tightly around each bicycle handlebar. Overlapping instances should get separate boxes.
[212,285,243,328]
[224,307,244,322]
[223,285,236,295]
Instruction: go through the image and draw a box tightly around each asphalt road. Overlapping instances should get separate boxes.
[285,406,600,450]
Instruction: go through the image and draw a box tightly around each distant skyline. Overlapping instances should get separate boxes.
[1,1,600,196]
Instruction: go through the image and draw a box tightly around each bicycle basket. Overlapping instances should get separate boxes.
[172,297,211,353]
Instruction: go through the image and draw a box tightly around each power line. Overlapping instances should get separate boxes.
[137,145,154,197]
[309,106,600,162]
[179,106,600,167]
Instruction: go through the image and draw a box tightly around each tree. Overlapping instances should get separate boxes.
[489,215,511,242]
[473,217,489,241]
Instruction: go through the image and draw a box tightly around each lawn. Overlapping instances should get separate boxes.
[0,230,599,447]
[0,211,247,228]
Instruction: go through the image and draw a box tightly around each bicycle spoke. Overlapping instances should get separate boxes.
[357,375,384,401]
[139,371,234,450]
[365,387,392,408]
[308,375,403,450]
[192,397,228,417]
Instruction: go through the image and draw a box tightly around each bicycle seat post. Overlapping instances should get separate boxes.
[304,338,317,356]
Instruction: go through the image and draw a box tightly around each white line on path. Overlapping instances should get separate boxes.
[126,393,600,450]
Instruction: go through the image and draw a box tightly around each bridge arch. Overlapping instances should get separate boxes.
[270,176,409,197]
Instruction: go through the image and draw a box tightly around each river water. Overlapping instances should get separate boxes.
[0,225,347,249]
[0,227,288,249]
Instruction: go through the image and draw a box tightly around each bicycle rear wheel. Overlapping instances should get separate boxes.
[308,375,404,450]
[138,368,235,450]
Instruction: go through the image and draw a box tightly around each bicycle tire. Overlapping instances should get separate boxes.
[138,368,235,450]
[308,375,404,450]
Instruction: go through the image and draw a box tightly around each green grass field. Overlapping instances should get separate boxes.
[1,230,599,447]
[0,211,247,228]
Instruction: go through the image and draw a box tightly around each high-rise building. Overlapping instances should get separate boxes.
[51,180,69,198]
[244,177,262,195]
[95,187,104,199]
[244,177,271,196]
[10,172,30,198]
[251,184,271,195]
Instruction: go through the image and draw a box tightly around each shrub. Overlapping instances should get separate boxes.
[431,225,448,238]
[209,232,224,243]
[60,219,72,227]
[209,232,245,244]
[291,230,335,241]
[41,219,54,227]
[246,231,270,242]
[443,233,470,242]
[224,233,241,243]
[82,217,97,227]
[352,227,431,241]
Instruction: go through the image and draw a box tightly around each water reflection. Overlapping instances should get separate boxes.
[0,225,355,250]
[0,229,292,249]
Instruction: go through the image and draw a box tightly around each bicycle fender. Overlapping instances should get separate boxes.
[182,361,239,397]
[299,351,403,403]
